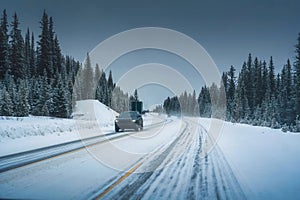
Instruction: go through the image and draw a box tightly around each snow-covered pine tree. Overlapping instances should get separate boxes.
[94,63,101,89]
[52,74,69,118]
[1,86,13,116]
[191,90,198,116]
[82,53,94,99]
[17,79,29,117]
[74,64,83,100]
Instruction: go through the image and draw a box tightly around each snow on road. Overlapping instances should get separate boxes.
[100,119,245,200]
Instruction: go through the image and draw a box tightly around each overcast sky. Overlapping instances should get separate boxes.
[2,0,300,69]
[2,0,300,108]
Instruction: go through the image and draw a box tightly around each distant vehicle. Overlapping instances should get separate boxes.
[115,111,143,132]
[141,110,149,114]
[130,101,143,114]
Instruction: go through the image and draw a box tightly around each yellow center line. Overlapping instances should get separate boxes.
[96,162,143,199]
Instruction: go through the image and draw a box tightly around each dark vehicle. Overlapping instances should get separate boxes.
[115,111,143,132]
[130,101,143,114]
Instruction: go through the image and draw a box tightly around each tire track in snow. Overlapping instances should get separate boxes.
[92,121,189,200]
[96,118,246,200]
[199,121,247,200]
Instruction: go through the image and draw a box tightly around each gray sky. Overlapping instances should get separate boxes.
[2,0,300,108]
[2,0,300,69]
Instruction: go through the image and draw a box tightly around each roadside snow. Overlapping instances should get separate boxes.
[198,118,300,200]
[0,100,118,156]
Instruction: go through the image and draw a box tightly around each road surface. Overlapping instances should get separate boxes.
[0,115,245,199]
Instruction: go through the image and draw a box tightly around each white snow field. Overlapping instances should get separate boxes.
[0,100,300,199]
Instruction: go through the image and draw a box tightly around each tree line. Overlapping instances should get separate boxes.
[163,33,300,132]
[0,10,80,118]
[0,10,130,118]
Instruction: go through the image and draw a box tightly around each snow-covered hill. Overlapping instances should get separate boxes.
[73,100,118,122]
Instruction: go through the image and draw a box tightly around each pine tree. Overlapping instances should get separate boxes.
[48,17,55,73]
[95,71,108,104]
[52,75,69,118]
[235,63,249,121]
[5,74,17,115]
[107,70,114,107]
[179,91,188,115]
[37,11,51,77]
[198,86,211,117]
[17,79,29,116]
[30,78,42,115]
[1,86,13,116]
[191,90,198,116]
[294,32,300,118]
[74,64,84,101]
[82,53,94,99]
[0,9,9,79]
[280,60,295,125]
[210,83,220,118]
[134,89,138,101]
[94,63,101,87]
[29,32,36,77]
[9,13,25,79]
[269,56,275,98]
[53,35,62,74]
[111,86,129,113]
[24,28,31,77]
[227,65,236,120]
[253,57,262,106]
[246,54,254,114]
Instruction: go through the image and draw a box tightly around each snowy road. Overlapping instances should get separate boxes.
[0,118,168,173]
[0,116,245,199]
[95,118,246,200]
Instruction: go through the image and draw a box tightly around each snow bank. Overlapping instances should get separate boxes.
[198,118,300,200]
[73,100,118,122]
[0,100,118,156]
